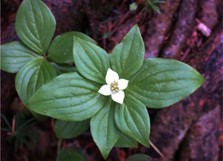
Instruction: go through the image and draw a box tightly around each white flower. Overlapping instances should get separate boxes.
[98,68,129,104]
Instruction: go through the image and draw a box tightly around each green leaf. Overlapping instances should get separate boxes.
[1,114,12,130]
[90,100,120,159]
[110,25,144,79]
[28,72,107,121]
[115,95,150,147]
[15,0,56,54]
[51,63,76,74]
[126,154,150,161]
[145,0,161,13]
[0,41,39,73]
[128,58,205,108]
[48,32,96,64]
[73,37,110,84]
[115,132,138,148]
[56,148,86,161]
[55,119,89,139]
[15,58,57,105]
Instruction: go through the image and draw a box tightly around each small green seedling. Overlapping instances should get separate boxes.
[144,0,165,13]
[0,0,204,159]
[1,112,37,150]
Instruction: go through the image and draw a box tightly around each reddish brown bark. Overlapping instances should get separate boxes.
[162,0,198,58]
[147,24,222,161]
[143,0,182,58]
[198,0,219,30]
[179,106,220,161]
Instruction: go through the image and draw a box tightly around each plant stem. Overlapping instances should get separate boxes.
[149,139,165,158]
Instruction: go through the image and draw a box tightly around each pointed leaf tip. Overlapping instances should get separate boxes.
[15,0,56,54]
[128,58,205,108]
[91,99,119,159]
[110,24,145,79]
[73,36,110,84]
[115,95,150,146]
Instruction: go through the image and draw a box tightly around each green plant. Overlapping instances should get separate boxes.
[144,0,165,13]
[1,0,204,159]
[56,148,86,161]
[129,1,164,13]
[1,0,95,107]
[1,111,37,150]
[126,154,150,161]
[54,119,89,139]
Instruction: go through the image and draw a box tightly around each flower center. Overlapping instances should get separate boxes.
[110,81,119,93]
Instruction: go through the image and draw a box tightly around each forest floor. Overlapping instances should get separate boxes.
[1,0,222,161]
